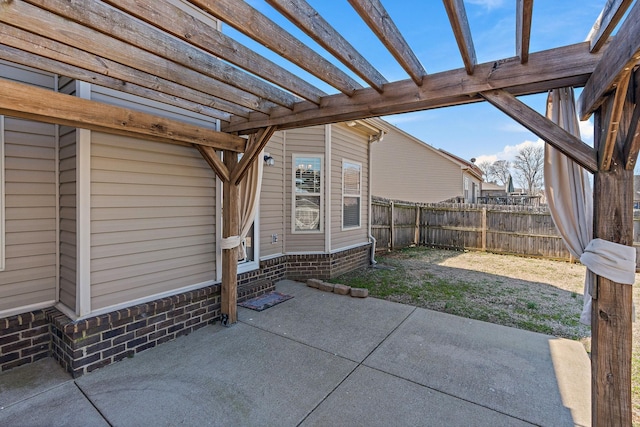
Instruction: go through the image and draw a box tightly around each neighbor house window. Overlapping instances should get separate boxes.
[342,160,361,229]
[293,155,322,232]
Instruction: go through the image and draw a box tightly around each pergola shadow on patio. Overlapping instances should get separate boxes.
[0,280,590,426]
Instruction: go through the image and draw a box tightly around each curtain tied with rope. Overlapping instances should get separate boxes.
[544,87,636,325]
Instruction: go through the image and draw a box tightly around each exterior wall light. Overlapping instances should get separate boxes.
[263,153,275,166]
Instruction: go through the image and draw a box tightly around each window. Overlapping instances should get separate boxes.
[293,155,322,232]
[342,160,361,229]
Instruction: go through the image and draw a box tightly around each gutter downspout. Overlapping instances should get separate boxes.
[368,132,384,264]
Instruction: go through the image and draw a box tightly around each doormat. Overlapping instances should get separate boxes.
[238,291,293,311]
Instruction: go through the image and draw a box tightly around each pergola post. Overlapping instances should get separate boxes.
[591,92,635,426]
[221,150,240,325]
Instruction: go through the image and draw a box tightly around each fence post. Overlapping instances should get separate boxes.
[415,205,420,245]
[481,207,487,251]
[390,201,395,250]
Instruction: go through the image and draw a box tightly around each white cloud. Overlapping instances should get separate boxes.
[476,139,544,165]
[579,119,594,144]
[466,0,506,10]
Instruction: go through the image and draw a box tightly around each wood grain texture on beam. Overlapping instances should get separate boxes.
[587,0,633,53]
[224,43,603,133]
[0,23,249,119]
[0,43,232,124]
[26,0,299,109]
[231,127,277,185]
[196,145,230,182]
[0,77,245,152]
[103,0,325,105]
[579,1,640,119]
[591,95,634,426]
[516,0,533,63]
[266,0,387,93]
[189,0,362,96]
[624,70,640,170]
[599,69,631,170]
[0,1,275,114]
[443,0,477,74]
[349,0,426,86]
[221,152,240,324]
[481,89,597,173]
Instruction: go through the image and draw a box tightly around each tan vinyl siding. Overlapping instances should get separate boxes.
[259,131,285,258]
[285,126,325,253]
[90,133,216,311]
[331,124,369,251]
[0,116,57,311]
[371,127,464,203]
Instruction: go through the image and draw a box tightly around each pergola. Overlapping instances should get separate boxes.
[1,0,639,424]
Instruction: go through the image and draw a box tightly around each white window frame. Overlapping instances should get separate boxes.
[292,154,323,234]
[0,115,4,271]
[342,159,362,230]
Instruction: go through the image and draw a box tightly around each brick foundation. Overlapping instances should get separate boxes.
[0,244,370,375]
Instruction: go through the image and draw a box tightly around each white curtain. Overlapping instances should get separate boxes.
[220,152,264,260]
[544,87,636,325]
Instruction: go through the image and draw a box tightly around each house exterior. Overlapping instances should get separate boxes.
[0,60,379,376]
[370,122,482,204]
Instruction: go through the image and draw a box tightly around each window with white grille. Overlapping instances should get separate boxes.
[342,160,361,229]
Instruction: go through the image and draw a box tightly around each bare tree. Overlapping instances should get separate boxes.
[488,160,512,186]
[512,145,544,194]
[476,160,492,182]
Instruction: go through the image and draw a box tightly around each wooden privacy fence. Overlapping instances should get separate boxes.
[371,197,640,266]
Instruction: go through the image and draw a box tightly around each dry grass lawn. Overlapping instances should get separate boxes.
[331,247,640,424]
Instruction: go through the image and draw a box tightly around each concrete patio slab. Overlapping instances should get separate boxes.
[0,279,590,426]
[75,321,357,426]
[0,357,72,408]
[0,381,109,427]
[302,365,534,427]
[239,279,415,362]
[364,308,591,427]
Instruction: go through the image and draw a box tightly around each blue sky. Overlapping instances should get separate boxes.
[229,1,609,166]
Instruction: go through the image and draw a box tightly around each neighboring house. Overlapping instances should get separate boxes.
[480,182,508,198]
[370,122,482,203]
[0,60,381,376]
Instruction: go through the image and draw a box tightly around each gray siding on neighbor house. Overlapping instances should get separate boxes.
[331,124,370,251]
[58,78,77,311]
[90,133,217,311]
[284,126,326,253]
[0,61,58,314]
[371,127,464,203]
[259,132,285,259]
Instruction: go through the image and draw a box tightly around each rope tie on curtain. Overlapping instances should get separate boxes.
[580,238,636,285]
[220,236,241,249]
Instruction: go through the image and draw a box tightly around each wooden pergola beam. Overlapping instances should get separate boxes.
[443,0,477,75]
[0,43,233,124]
[349,0,426,86]
[587,0,634,53]
[266,0,387,93]
[480,89,598,173]
[27,0,298,110]
[0,78,245,152]
[623,70,640,170]
[224,42,604,133]
[598,69,632,170]
[591,92,635,427]
[0,24,251,119]
[189,0,362,96]
[516,0,533,63]
[196,146,230,183]
[103,0,325,105]
[579,1,640,119]
[0,1,276,114]
[231,127,277,186]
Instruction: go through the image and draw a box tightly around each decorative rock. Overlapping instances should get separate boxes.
[317,281,335,292]
[350,287,369,298]
[307,278,323,289]
[333,283,351,295]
